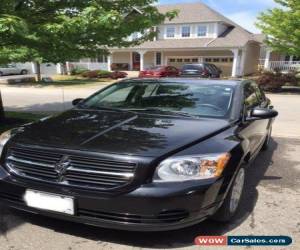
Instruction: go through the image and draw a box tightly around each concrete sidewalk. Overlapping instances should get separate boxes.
[1,83,109,112]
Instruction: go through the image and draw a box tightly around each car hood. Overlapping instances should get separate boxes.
[11,109,230,157]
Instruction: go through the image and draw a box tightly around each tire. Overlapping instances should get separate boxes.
[21,70,28,75]
[261,126,272,151]
[0,71,3,76]
[211,166,245,222]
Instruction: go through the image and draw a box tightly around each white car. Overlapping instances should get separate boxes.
[0,64,28,76]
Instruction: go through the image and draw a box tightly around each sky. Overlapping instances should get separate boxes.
[157,0,278,34]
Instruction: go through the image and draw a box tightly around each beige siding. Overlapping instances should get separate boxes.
[243,43,260,75]
[144,51,155,69]
[112,52,130,64]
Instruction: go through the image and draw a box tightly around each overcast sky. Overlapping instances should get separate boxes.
[157,0,278,33]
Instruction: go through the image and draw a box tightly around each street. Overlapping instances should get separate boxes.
[0,85,299,249]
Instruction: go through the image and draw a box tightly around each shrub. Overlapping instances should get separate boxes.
[110,71,128,79]
[98,70,112,78]
[70,67,88,75]
[81,70,128,79]
[81,70,99,78]
[257,70,298,92]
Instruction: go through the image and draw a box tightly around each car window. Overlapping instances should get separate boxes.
[81,81,235,118]
[252,83,265,102]
[244,83,261,110]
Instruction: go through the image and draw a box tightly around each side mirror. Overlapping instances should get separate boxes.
[247,107,278,121]
[72,98,83,106]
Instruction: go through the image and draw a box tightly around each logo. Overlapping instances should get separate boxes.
[55,155,71,181]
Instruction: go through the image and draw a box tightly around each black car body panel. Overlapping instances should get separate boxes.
[0,78,277,231]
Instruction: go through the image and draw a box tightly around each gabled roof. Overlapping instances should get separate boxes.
[157,2,248,29]
[113,2,261,50]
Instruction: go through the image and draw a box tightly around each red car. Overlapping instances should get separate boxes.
[139,66,179,78]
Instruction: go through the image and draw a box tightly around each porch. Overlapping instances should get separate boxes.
[259,59,300,72]
[106,48,253,77]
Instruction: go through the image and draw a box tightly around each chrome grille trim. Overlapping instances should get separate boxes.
[5,146,137,190]
[7,156,55,168]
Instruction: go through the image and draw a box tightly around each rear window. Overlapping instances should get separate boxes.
[182,65,203,70]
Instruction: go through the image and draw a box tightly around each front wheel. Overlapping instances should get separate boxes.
[21,70,28,75]
[211,166,245,222]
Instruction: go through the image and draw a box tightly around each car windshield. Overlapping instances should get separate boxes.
[80,81,235,118]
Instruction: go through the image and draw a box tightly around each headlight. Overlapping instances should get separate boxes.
[0,130,12,157]
[154,153,231,182]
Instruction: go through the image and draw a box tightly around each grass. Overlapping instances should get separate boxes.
[0,112,46,133]
[5,75,115,88]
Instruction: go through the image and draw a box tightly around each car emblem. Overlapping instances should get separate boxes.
[55,155,71,182]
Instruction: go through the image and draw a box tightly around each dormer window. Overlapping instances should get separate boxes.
[181,26,191,37]
[197,25,207,37]
[166,26,175,38]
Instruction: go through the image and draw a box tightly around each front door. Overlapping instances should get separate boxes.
[132,52,140,70]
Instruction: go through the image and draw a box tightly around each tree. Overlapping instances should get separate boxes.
[256,0,300,56]
[0,0,177,119]
[0,0,177,81]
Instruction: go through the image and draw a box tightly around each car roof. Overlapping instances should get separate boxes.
[123,78,244,86]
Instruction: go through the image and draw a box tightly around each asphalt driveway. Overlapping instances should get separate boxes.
[0,90,299,250]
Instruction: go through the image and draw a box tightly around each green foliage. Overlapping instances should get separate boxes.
[256,0,300,56]
[0,0,177,64]
[70,67,89,75]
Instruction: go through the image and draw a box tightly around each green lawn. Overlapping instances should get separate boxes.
[5,75,115,87]
[0,112,46,133]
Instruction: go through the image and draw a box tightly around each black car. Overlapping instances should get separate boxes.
[180,63,222,78]
[0,78,277,231]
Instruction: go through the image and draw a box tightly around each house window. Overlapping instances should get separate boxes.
[177,58,183,62]
[156,52,162,65]
[197,25,207,37]
[205,58,212,62]
[91,55,107,63]
[166,26,175,38]
[181,26,191,37]
[169,58,176,62]
[192,58,199,62]
[213,58,220,62]
[184,58,190,62]
[221,58,228,62]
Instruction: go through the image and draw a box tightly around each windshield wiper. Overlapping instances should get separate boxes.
[124,108,198,118]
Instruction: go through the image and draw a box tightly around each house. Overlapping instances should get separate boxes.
[95,2,263,77]
[254,34,300,72]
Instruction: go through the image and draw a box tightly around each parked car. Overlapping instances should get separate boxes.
[0,64,28,76]
[180,63,222,78]
[139,66,179,78]
[0,79,277,231]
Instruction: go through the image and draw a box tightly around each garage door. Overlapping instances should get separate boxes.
[168,57,199,69]
[204,57,233,76]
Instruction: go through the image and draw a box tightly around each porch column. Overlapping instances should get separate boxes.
[264,49,271,70]
[107,52,113,71]
[138,50,147,71]
[231,49,239,77]
[239,49,247,76]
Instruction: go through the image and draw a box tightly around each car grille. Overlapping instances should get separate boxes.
[78,209,189,224]
[5,146,137,190]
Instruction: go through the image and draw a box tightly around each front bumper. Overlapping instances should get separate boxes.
[0,166,227,231]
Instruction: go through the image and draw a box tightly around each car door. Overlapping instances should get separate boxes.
[7,64,18,74]
[239,82,270,156]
